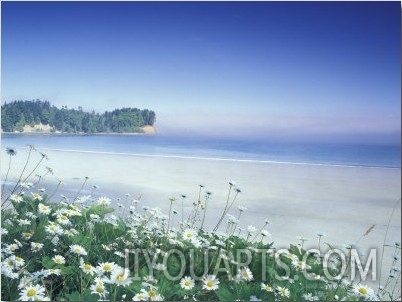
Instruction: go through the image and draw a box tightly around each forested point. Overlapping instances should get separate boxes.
[1,99,156,134]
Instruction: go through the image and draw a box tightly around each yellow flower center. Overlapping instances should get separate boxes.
[117,274,125,281]
[8,261,14,267]
[359,288,368,295]
[186,233,192,238]
[185,280,191,286]
[61,215,67,220]
[104,264,111,271]
[265,285,271,291]
[207,281,214,287]
[96,286,104,293]
[84,264,91,270]
[27,289,36,297]
[148,290,156,297]
[242,272,248,277]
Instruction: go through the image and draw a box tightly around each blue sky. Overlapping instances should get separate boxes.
[1,1,401,143]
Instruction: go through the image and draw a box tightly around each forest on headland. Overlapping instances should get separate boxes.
[1,99,156,134]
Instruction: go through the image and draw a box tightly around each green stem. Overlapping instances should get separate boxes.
[1,155,12,199]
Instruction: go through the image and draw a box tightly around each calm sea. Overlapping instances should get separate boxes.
[1,134,401,168]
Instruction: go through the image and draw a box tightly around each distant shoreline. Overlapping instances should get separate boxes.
[1,124,157,136]
[1,132,156,136]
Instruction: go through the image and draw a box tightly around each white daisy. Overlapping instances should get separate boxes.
[80,261,96,275]
[247,225,256,233]
[18,219,31,226]
[19,284,46,301]
[261,283,274,292]
[31,192,43,201]
[97,262,118,274]
[52,255,66,264]
[90,283,109,299]
[110,267,132,286]
[97,196,111,206]
[70,244,87,256]
[182,228,197,241]
[351,283,375,299]
[10,194,23,203]
[31,242,44,252]
[45,223,63,235]
[38,203,51,215]
[276,286,290,298]
[202,274,220,291]
[56,214,71,225]
[133,289,149,301]
[238,267,254,281]
[180,276,195,290]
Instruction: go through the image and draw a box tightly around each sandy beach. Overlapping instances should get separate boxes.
[3,147,400,252]
[2,145,401,290]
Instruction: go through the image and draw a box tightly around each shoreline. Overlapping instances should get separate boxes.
[1,124,157,136]
[5,145,401,170]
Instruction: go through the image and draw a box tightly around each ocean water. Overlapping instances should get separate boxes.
[1,134,401,168]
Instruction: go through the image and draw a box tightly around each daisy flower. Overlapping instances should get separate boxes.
[18,219,31,226]
[18,276,33,289]
[56,214,71,225]
[182,228,197,241]
[351,283,375,299]
[110,268,132,286]
[4,243,19,253]
[291,260,310,271]
[21,182,33,189]
[261,283,274,292]
[64,228,79,237]
[202,274,220,291]
[238,267,254,281]
[10,194,23,203]
[70,244,87,256]
[47,268,62,276]
[153,263,166,271]
[80,261,96,275]
[38,203,51,215]
[14,256,25,268]
[97,262,118,274]
[31,242,44,252]
[143,275,158,284]
[303,293,319,301]
[45,223,63,235]
[180,276,195,290]
[31,192,43,201]
[133,289,149,301]
[22,232,33,240]
[97,196,111,206]
[90,283,109,300]
[19,284,46,301]
[52,255,66,265]
[3,258,16,270]
[276,286,290,298]
[247,225,256,233]
[147,288,163,301]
